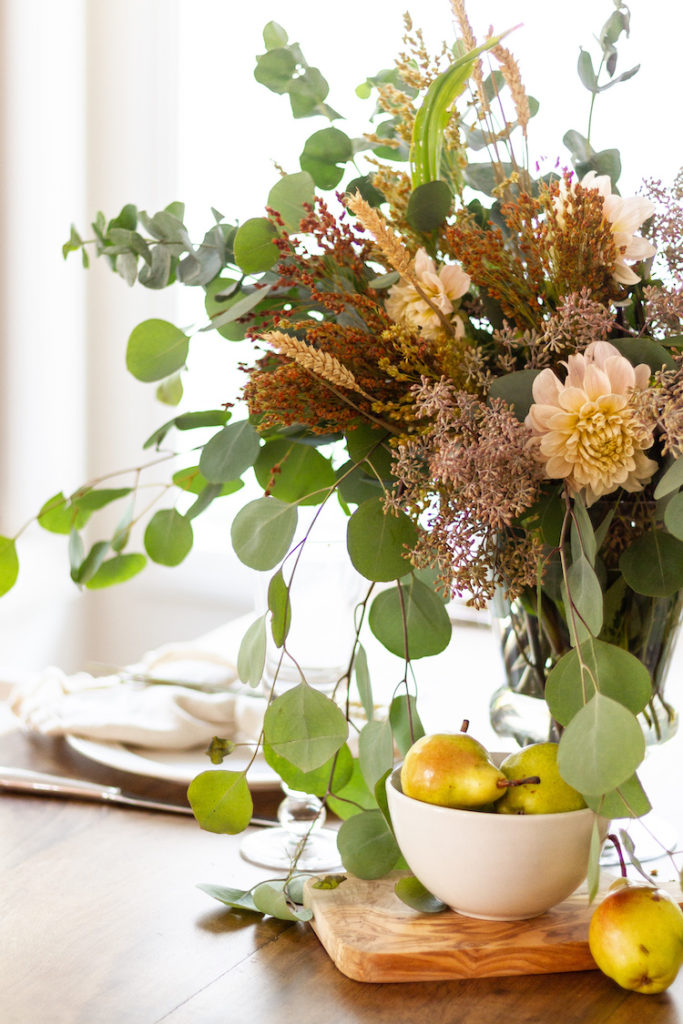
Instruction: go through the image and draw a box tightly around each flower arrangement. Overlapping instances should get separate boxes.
[3,1,683,915]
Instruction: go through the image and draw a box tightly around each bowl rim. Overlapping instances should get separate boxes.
[388,764,598,823]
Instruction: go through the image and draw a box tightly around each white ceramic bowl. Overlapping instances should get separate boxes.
[386,763,609,920]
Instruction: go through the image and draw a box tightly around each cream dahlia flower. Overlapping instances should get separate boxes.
[558,171,656,286]
[386,249,470,339]
[525,340,658,505]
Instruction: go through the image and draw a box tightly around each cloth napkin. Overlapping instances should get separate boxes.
[7,640,265,751]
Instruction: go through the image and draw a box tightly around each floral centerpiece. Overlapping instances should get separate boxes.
[3,1,683,917]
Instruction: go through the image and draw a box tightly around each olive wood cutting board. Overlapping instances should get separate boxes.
[303,871,682,984]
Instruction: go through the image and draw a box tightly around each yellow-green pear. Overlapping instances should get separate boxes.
[400,732,507,810]
[589,879,683,994]
[495,741,586,814]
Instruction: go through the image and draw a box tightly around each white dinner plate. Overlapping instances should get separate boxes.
[66,735,280,790]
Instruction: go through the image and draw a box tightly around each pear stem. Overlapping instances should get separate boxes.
[607,833,628,878]
[460,719,470,733]
[496,775,541,788]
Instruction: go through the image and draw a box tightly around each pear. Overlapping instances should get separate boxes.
[589,879,683,994]
[400,732,509,810]
[495,741,586,814]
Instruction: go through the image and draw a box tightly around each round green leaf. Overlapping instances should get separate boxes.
[619,529,683,596]
[394,876,447,913]
[557,694,646,796]
[263,683,348,773]
[262,740,354,797]
[252,881,312,922]
[358,719,394,793]
[545,639,652,726]
[144,509,193,566]
[406,180,452,232]
[172,465,242,498]
[610,337,676,374]
[654,457,683,500]
[85,553,147,589]
[254,439,335,505]
[583,772,652,819]
[199,420,261,484]
[0,536,19,596]
[237,615,267,687]
[347,498,417,582]
[345,424,394,480]
[72,487,132,512]
[489,369,541,421]
[565,554,603,641]
[389,693,426,756]
[233,217,279,275]
[267,569,291,647]
[664,491,683,540]
[230,497,298,571]
[337,809,401,879]
[187,770,253,834]
[37,492,90,535]
[369,577,451,659]
[267,172,315,233]
[126,319,190,382]
[326,759,375,820]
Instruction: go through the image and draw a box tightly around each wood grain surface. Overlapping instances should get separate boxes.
[2,715,683,1023]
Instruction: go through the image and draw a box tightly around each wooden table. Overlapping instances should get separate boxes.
[2,708,683,1023]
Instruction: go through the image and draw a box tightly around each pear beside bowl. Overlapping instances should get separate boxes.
[386,761,609,921]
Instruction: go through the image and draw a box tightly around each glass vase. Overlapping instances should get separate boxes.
[489,588,683,748]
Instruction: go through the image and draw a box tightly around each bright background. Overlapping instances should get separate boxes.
[1,0,681,673]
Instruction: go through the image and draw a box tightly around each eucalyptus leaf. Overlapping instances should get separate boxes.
[489,369,540,421]
[565,554,603,640]
[262,740,354,797]
[389,694,425,756]
[0,536,19,596]
[406,180,452,232]
[263,683,347,772]
[587,819,602,904]
[369,577,451,660]
[620,530,683,597]
[199,420,261,483]
[187,770,253,834]
[237,615,267,687]
[394,876,447,913]
[545,639,652,725]
[584,773,652,819]
[354,644,374,722]
[196,883,259,913]
[254,439,335,505]
[326,759,375,820]
[144,509,193,566]
[37,492,90,534]
[252,881,313,922]
[557,694,646,795]
[347,498,417,582]
[267,569,291,647]
[84,553,147,589]
[664,492,683,540]
[267,172,315,233]
[653,458,683,500]
[337,809,402,879]
[233,217,279,275]
[358,719,394,792]
[125,319,190,383]
[230,497,298,571]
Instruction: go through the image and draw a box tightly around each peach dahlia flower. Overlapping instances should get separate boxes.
[386,249,470,340]
[525,341,658,505]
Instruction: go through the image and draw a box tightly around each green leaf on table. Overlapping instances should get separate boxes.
[233,217,279,275]
[620,529,683,596]
[394,876,447,913]
[267,172,315,233]
[389,694,425,756]
[199,420,261,484]
[126,319,190,382]
[0,536,19,596]
[654,457,683,500]
[252,881,313,922]
[369,576,451,659]
[347,498,417,582]
[354,644,374,722]
[263,740,354,797]
[237,615,267,687]
[187,770,253,834]
[545,639,651,725]
[267,569,291,647]
[254,439,335,505]
[230,497,298,570]
[263,683,347,772]
[84,553,147,589]
[358,719,394,792]
[557,694,645,795]
[584,773,652,819]
[144,509,193,566]
[196,883,259,913]
[337,809,401,879]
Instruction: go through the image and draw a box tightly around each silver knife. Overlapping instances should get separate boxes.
[0,765,277,826]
